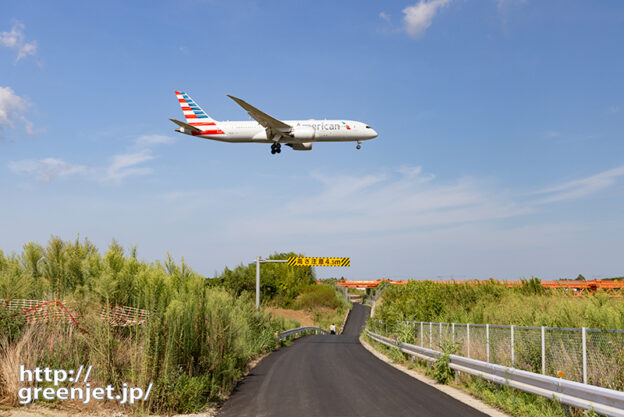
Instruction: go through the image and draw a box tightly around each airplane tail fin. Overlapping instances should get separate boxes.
[175,91,218,125]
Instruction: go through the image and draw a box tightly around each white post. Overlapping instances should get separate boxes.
[439,322,442,348]
[582,327,587,384]
[511,325,515,366]
[420,322,424,347]
[255,256,261,310]
[541,326,546,375]
[452,323,455,346]
[429,322,433,349]
[486,324,490,363]
[467,323,471,358]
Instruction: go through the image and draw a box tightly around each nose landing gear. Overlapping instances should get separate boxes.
[356,141,362,150]
[270,143,281,154]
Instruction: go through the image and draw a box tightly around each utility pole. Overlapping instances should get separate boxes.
[254,257,288,310]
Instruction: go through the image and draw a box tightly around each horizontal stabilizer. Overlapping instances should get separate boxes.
[169,118,201,132]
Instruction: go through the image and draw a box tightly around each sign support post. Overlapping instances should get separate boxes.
[253,256,350,310]
[254,257,288,310]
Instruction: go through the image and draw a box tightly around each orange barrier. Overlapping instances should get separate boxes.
[0,299,150,332]
[332,279,624,296]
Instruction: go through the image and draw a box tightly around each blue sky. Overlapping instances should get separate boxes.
[1,0,623,280]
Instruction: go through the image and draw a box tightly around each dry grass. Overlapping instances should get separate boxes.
[0,327,37,406]
[267,307,312,327]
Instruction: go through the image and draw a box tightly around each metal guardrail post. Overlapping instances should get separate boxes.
[582,327,587,384]
[420,322,424,347]
[486,323,490,363]
[511,324,515,366]
[541,326,546,375]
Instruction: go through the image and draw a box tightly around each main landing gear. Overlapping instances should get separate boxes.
[270,143,281,154]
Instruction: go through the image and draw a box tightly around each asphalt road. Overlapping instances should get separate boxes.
[218,303,488,417]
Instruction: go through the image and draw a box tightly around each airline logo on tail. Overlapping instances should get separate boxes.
[174,91,224,134]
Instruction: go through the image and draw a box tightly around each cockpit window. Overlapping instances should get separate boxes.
[366,125,372,129]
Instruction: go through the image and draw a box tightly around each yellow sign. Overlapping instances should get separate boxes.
[287,257,350,267]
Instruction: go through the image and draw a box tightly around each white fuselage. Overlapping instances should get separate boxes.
[178,119,378,143]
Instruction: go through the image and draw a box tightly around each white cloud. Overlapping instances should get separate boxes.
[8,158,87,183]
[102,150,154,183]
[0,86,35,137]
[215,164,624,242]
[0,21,37,62]
[609,105,620,114]
[402,0,451,39]
[533,166,624,204]
[379,12,391,23]
[135,134,175,146]
[221,166,529,238]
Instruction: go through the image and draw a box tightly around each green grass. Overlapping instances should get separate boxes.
[374,279,624,329]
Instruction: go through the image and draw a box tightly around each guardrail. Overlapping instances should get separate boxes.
[366,330,624,417]
[339,307,351,335]
[276,326,329,341]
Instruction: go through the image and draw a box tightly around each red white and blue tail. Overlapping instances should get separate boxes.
[175,91,217,126]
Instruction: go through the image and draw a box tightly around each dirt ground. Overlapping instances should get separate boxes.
[0,405,217,417]
[267,307,316,327]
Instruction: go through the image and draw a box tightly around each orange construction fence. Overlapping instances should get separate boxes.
[0,299,150,332]
[332,279,624,296]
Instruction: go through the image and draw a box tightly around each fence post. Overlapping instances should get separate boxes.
[452,323,455,346]
[541,326,546,375]
[420,322,424,347]
[486,324,490,363]
[582,327,587,384]
[467,323,471,358]
[439,322,442,348]
[511,325,515,367]
[429,322,433,349]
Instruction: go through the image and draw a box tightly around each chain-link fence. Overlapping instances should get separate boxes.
[369,319,624,390]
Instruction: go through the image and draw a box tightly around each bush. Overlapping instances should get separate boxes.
[428,340,457,384]
[296,284,341,310]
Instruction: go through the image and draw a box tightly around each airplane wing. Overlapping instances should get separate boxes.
[227,95,292,140]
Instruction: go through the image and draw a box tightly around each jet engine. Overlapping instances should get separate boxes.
[287,142,313,151]
[290,126,316,140]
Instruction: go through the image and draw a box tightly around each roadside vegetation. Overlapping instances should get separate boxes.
[374,279,624,330]
[367,279,617,417]
[0,237,344,414]
[363,336,596,417]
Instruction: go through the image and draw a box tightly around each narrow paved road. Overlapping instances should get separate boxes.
[219,303,487,417]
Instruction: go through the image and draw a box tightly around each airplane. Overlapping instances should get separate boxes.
[170,91,377,154]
